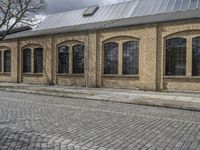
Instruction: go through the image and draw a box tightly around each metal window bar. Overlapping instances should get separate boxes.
[4,50,11,73]
[123,41,139,75]
[58,46,69,74]
[166,38,186,76]
[192,37,200,76]
[34,48,43,73]
[73,44,84,74]
[23,48,32,73]
[104,42,118,74]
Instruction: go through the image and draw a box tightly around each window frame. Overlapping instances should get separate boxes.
[102,37,140,77]
[22,45,44,75]
[4,49,11,73]
[56,41,85,75]
[165,37,187,76]
[192,36,200,76]
[72,44,85,74]
[103,42,119,75]
[34,48,44,73]
[0,47,11,74]
[22,48,32,73]
[122,40,139,75]
[57,45,70,74]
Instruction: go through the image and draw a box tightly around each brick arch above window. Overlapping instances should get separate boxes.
[103,36,140,44]
[57,40,84,48]
[21,44,43,50]
[0,46,11,50]
[164,30,200,40]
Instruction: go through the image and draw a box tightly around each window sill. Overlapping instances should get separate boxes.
[103,74,139,78]
[56,74,84,76]
[0,73,11,76]
[164,76,200,79]
[22,73,43,76]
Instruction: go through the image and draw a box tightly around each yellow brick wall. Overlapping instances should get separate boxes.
[0,20,199,91]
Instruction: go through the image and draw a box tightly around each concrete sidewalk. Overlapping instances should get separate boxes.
[0,82,200,111]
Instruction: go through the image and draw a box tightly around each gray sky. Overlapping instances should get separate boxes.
[45,0,129,14]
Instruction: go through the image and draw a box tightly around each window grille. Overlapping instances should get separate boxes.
[166,38,186,76]
[4,50,11,72]
[73,44,84,74]
[104,42,118,74]
[192,36,200,76]
[58,46,69,73]
[23,48,32,73]
[34,48,43,73]
[123,41,139,75]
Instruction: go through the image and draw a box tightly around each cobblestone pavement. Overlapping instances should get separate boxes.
[0,91,200,150]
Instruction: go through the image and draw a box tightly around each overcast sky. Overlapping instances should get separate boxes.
[45,0,129,14]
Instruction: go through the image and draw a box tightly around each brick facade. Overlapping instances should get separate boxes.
[0,20,200,91]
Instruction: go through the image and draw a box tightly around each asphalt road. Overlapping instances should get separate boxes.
[0,91,199,150]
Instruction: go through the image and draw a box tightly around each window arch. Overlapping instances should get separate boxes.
[23,48,32,73]
[4,50,11,72]
[73,44,84,74]
[166,38,186,76]
[58,45,69,73]
[123,41,139,75]
[192,36,200,76]
[104,42,119,74]
[34,48,43,73]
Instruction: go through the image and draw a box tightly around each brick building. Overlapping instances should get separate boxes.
[0,0,200,91]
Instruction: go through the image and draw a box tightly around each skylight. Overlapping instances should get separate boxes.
[83,6,99,17]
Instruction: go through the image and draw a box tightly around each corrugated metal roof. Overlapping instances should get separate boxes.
[6,0,200,39]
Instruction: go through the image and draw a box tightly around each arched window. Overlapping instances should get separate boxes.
[73,44,84,74]
[4,50,11,72]
[166,38,186,76]
[58,46,69,73]
[104,42,118,74]
[34,48,43,73]
[123,41,139,75]
[192,36,200,76]
[23,48,31,73]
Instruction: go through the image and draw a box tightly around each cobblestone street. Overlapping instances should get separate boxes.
[0,91,200,150]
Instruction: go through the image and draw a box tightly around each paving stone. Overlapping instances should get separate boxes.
[0,91,200,149]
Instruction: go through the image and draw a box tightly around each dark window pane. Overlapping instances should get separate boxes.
[4,50,11,72]
[0,51,2,72]
[73,44,84,74]
[123,41,139,75]
[58,46,69,73]
[166,38,186,76]
[34,48,43,73]
[192,36,200,76]
[23,48,31,73]
[104,42,118,74]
